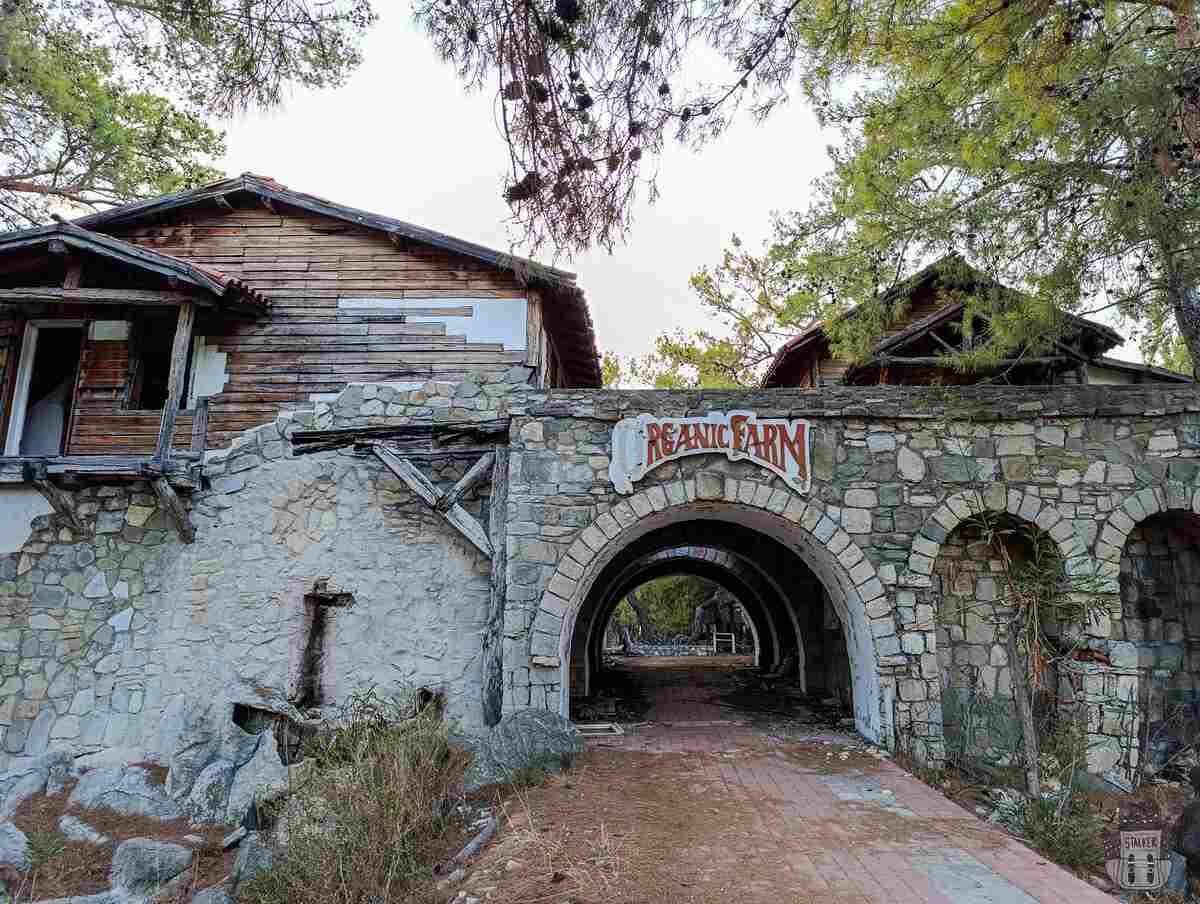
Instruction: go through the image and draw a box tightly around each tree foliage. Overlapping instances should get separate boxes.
[419,0,1200,372]
[612,574,719,637]
[413,0,809,253]
[0,0,374,228]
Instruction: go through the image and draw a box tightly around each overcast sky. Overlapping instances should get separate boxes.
[218,8,832,366]
[219,9,1138,368]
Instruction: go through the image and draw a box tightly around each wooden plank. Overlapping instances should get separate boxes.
[436,452,495,512]
[30,472,84,532]
[154,301,195,466]
[481,446,508,726]
[152,476,195,543]
[191,397,209,454]
[371,445,492,559]
[0,287,211,306]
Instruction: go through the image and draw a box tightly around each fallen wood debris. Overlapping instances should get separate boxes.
[290,418,510,456]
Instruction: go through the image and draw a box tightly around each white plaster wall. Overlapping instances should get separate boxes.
[338,296,529,349]
[1086,364,1137,385]
[20,376,71,455]
[0,488,52,553]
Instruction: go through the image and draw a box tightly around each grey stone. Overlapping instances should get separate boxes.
[229,832,274,894]
[462,709,584,792]
[182,759,235,824]
[224,732,290,826]
[192,886,235,904]
[0,750,71,818]
[58,815,110,845]
[0,822,29,873]
[110,838,193,897]
[69,765,181,819]
[897,446,926,482]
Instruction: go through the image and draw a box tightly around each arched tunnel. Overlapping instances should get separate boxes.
[569,516,855,714]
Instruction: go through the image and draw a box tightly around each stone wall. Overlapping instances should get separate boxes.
[0,370,527,768]
[3,381,1200,772]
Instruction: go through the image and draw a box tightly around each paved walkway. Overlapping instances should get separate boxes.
[579,659,1117,904]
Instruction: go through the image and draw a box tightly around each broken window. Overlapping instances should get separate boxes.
[4,323,84,456]
[128,315,191,410]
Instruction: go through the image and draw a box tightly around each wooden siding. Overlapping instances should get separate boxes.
[68,411,193,456]
[112,206,547,448]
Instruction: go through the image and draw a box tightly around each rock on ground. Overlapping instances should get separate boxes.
[69,765,180,819]
[182,759,236,825]
[0,822,30,873]
[462,710,584,792]
[0,750,73,818]
[229,832,274,895]
[58,814,110,845]
[224,732,295,826]
[109,838,194,898]
[191,885,234,904]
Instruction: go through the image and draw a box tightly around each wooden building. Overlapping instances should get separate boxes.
[0,174,600,499]
[763,256,1194,389]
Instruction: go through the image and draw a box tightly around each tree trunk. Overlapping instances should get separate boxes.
[626,589,655,642]
[1169,282,1200,379]
[1004,626,1042,798]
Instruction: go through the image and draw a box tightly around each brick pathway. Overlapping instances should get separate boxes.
[576,660,1118,904]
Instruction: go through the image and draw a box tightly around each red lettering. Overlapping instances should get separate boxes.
[646,423,663,466]
[730,415,749,452]
[661,423,676,456]
[762,424,778,466]
[779,423,808,479]
[679,423,695,451]
[746,423,762,458]
[717,425,729,448]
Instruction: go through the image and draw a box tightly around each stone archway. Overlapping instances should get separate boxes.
[904,487,1092,583]
[527,472,902,746]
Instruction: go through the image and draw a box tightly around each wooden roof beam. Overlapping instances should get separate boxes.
[0,287,215,307]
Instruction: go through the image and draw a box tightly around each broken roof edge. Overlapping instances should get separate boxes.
[0,221,269,314]
[761,255,1124,387]
[73,173,579,290]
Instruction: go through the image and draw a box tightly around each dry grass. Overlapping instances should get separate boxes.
[239,689,470,904]
[8,784,232,903]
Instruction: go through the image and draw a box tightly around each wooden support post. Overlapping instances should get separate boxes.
[191,397,209,456]
[154,301,195,467]
[372,444,493,558]
[436,451,495,513]
[27,465,84,532]
[151,476,195,543]
[481,447,509,726]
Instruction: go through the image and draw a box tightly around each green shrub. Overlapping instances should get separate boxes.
[1022,794,1106,873]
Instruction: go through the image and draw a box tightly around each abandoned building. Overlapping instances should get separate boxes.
[0,178,1197,784]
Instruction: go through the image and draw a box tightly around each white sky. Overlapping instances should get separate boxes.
[219,9,1139,367]
[217,9,832,365]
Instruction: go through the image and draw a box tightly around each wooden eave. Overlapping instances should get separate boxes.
[763,255,1126,388]
[73,174,600,385]
[0,222,269,317]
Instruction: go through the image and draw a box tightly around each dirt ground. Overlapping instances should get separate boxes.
[431,657,1121,904]
[8,774,234,903]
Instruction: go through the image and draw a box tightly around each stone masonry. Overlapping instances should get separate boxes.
[1,381,1197,773]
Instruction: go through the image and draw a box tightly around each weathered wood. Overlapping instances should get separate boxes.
[151,476,195,543]
[876,354,1070,367]
[481,446,509,726]
[191,397,209,454]
[0,287,212,306]
[154,301,196,466]
[62,262,83,290]
[371,445,493,558]
[436,451,495,513]
[291,418,510,455]
[29,470,84,532]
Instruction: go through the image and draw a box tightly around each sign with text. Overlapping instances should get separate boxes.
[609,411,812,495]
[1106,828,1172,891]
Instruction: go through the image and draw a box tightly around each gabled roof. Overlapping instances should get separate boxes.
[74,174,601,385]
[1091,356,1194,383]
[0,221,268,315]
[762,256,1124,387]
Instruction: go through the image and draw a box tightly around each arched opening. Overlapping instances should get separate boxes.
[933,512,1065,768]
[549,502,882,738]
[1118,510,1200,777]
